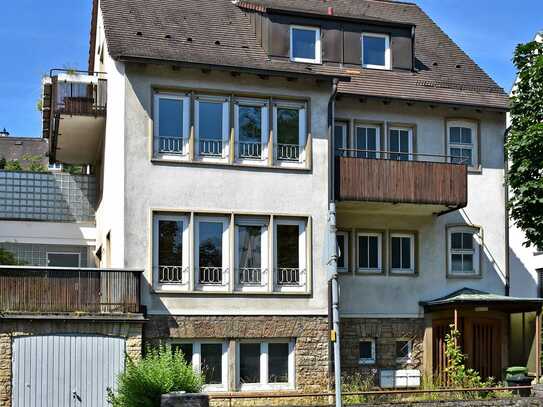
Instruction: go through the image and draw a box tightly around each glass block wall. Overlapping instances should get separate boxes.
[0,170,97,222]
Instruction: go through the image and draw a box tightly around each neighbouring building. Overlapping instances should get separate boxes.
[0,136,48,168]
[0,1,541,406]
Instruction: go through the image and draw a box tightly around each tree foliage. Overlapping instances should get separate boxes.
[506,39,543,247]
[0,248,23,265]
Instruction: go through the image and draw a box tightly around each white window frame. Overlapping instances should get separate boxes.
[172,341,228,392]
[359,338,376,365]
[195,95,230,161]
[195,216,230,291]
[234,98,269,164]
[447,226,481,277]
[153,213,190,291]
[354,124,381,158]
[153,92,190,159]
[289,25,321,64]
[46,252,81,267]
[390,233,415,275]
[446,120,478,169]
[336,231,349,273]
[235,217,269,292]
[395,339,413,363]
[357,232,382,274]
[361,32,391,70]
[274,218,307,293]
[273,101,307,166]
[334,121,348,155]
[237,340,295,391]
[388,127,413,161]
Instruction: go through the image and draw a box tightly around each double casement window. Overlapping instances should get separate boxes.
[235,217,268,290]
[153,214,190,290]
[172,341,228,391]
[447,120,478,168]
[448,226,481,277]
[234,99,269,161]
[275,219,307,291]
[336,231,349,273]
[152,213,309,292]
[195,96,230,159]
[289,26,321,64]
[354,125,380,158]
[359,339,376,365]
[362,33,391,70]
[238,341,295,390]
[357,232,382,273]
[154,93,190,157]
[390,233,415,274]
[388,127,413,161]
[196,216,230,289]
[273,102,307,164]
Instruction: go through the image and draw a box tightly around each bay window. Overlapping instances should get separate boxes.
[238,341,295,390]
[153,93,190,157]
[275,218,307,290]
[196,216,229,289]
[234,99,269,161]
[235,217,268,289]
[153,214,189,289]
[172,341,228,391]
[357,232,382,273]
[273,103,307,164]
[195,96,230,159]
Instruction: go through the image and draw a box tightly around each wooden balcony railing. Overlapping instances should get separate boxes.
[0,266,142,314]
[335,149,468,208]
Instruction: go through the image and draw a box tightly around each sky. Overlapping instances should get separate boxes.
[0,0,541,137]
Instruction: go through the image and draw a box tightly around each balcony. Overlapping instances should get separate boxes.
[42,69,107,164]
[0,266,142,316]
[335,149,468,215]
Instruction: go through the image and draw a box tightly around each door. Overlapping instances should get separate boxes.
[12,335,125,407]
[464,317,502,380]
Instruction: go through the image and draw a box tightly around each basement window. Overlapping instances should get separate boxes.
[290,26,321,64]
[359,339,376,365]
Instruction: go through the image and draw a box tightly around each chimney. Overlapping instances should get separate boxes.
[327,6,334,15]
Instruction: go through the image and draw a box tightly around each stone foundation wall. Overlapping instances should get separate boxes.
[341,318,425,382]
[0,318,143,407]
[144,315,330,392]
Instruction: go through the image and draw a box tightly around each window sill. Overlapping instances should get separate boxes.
[356,269,384,275]
[152,288,312,296]
[151,157,311,173]
[467,165,482,174]
[239,384,295,391]
[446,273,482,279]
[389,270,417,277]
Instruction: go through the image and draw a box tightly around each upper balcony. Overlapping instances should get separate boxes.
[0,266,143,317]
[42,69,107,164]
[334,149,468,215]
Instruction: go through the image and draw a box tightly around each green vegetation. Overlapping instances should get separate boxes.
[0,248,23,265]
[506,39,543,248]
[1,154,46,173]
[108,346,204,407]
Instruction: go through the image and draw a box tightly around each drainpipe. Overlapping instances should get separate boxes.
[504,127,511,296]
[328,78,342,407]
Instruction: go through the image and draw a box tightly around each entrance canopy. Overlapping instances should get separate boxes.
[420,288,543,313]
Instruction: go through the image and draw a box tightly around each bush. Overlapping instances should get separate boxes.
[0,247,24,265]
[108,346,204,407]
[4,160,22,171]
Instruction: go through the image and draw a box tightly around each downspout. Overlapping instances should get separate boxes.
[504,127,511,296]
[328,78,342,407]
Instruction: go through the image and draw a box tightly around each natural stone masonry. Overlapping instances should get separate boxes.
[341,318,426,380]
[0,318,143,407]
[145,315,330,392]
[350,398,543,407]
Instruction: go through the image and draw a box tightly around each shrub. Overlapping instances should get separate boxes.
[4,160,22,171]
[108,346,204,407]
[0,247,23,265]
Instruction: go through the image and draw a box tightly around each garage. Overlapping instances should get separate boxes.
[12,334,125,407]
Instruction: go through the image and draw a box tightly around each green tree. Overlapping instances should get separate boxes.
[0,248,22,265]
[506,39,543,247]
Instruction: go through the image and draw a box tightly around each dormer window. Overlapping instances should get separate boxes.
[361,33,390,70]
[289,26,321,64]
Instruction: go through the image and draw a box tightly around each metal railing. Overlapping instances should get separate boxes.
[157,137,186,155]
[199,267,226,285]
[238,141,263,159]
[276,268,304,286]
[238,268,266,285]
[336,148,469,164]
[276,143,301,161]
[0,266,142,314]
[158,265,187,284]
[50,69,107,116]
[199,139,223,156]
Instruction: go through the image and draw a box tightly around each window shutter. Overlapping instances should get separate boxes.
[343,25,362,65]
[391,34,413,70]
[269,19,290,58]
[322,25,342,63]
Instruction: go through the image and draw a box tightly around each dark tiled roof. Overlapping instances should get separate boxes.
[0,137,49,166]
[98,0,509,109]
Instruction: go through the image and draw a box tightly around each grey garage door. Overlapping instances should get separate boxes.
[12,335,125,407]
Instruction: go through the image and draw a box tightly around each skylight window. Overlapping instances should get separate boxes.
[290,26,321,64]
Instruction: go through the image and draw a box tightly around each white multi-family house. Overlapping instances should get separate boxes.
[1,1,541,406]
